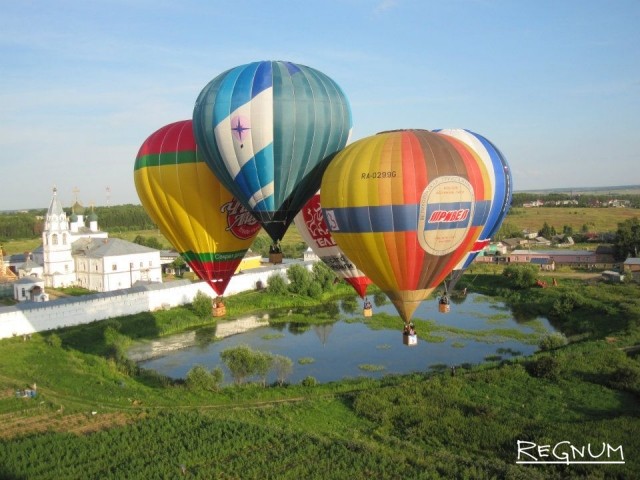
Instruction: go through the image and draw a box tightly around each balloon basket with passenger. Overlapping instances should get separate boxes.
[402,322,418,346]
[212,298,226,317]
[438,292,451,314]
[268,243,283,265]
[362,297,373,317]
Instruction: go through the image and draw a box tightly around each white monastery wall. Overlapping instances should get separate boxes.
[0,261,310,340]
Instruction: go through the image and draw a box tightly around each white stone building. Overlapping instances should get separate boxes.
[13,276,48,302]
[27,188,162,294]
[73,237,162,291]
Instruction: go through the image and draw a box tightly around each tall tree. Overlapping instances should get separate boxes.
[538,222,556,238]
[613,217,640,260]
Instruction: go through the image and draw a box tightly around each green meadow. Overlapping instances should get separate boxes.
[0,273,639,479]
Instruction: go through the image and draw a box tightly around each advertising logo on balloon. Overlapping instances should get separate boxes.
[324,210,339,232]
[302,201,337,248]
[230,115,251,148]
[321,254,354,271]
[418,176,475,256]
[221,198,261,240]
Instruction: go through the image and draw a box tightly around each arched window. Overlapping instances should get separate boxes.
[51,234,58,245]
[62,234,67,245]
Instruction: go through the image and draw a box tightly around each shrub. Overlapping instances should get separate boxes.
[191,291,212,318]
[301,376,317,387]
[502,264,538,289]
[266,273,288,296]
[271,354,293,386]
[307,281,323,299]
[286,264,312,295]
[254,351,273,386]
[186,365,216,391]
[312,261,336,292]
[550,291,585,319]
[526,355,562,380]
[211,366,224,388]
[539,332,568,351]
[46,333,62,348]
[608,362,640,395]
[220,345,255,385]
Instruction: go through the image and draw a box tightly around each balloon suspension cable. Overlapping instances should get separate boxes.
[269,242,282,254]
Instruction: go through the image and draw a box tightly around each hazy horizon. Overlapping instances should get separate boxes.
[2,183,638,213]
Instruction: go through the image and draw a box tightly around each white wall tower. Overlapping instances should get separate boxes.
[42,187,76,288]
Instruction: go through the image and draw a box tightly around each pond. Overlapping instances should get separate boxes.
[131,293,556,385]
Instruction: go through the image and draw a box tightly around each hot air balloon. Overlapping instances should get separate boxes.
[192,60,352,246]
[320,129,500,328]
[134,120,261,299]
[294,192,372,302]
[435,129,512,301]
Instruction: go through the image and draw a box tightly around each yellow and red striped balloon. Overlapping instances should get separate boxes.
[134,120,261,296]
[321,129,494,323]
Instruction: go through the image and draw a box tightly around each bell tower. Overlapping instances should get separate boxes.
[42,187,76,287]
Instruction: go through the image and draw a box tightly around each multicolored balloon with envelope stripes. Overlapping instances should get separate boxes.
[134,120,261,296]
[193,60,352,244]
[434,129,513,290]
[320,129,508,323]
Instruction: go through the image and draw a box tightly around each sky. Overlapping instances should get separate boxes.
[1,0,639,211]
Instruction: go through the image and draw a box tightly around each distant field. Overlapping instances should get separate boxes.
[504,206,639,233]
[2,208,637,255]
[517,184,640,195]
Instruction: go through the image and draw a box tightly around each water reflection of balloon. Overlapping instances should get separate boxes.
[134,120,261,296]
[193,60,352,245]
[294,192,372,298]
[434,129,512,293]
[321,129,500,324]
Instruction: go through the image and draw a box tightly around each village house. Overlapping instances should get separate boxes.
[507,249,602,269]
[501,238,525,250]
[595,245,616,264]
[623,258,640,281]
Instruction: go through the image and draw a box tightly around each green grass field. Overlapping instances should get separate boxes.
[505,206,638,233]
[1,202,639,477]
[0,276,639,478]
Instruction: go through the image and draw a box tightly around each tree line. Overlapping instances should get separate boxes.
[0,205,156,242]
[0,211,45,240]
[512,191,640,208]
[2,200,639,261]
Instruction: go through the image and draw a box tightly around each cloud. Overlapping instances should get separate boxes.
[373,0,399,15]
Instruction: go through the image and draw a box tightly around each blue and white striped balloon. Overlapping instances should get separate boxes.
[193,61,352,243]
[434,128,513,291]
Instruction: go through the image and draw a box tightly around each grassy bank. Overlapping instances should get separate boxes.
[0,276,638,478]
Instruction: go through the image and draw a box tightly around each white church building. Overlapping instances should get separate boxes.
[26,188,163,295]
